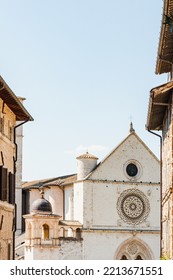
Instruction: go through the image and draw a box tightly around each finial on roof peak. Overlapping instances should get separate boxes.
[40,188,44,199]
[129,122,135,133]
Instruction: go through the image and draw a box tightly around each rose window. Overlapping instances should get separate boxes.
[117,189,150,224]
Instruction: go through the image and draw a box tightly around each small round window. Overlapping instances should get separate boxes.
[126,163,138,177]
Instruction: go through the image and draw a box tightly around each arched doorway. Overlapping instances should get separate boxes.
[114,238,154,260]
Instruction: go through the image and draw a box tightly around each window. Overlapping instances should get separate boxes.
[126,163,138,177]
[8,243,11,260]
[8,172,15,204]
[124,160,142,180]
[42,224,49,240]
[135,255,143,260]
[0,166,8,201]
[76,228,81,239]
[121,255,128,260]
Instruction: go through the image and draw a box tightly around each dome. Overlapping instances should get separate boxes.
[31,197,52,214]
[76,151,98,160]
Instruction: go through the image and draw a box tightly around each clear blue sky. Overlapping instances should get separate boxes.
[0,0,167,181]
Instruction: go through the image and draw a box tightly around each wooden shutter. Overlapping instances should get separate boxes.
[0,166,7,201]
[9,172,15,204]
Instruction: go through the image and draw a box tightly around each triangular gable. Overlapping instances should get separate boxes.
[86,131,159,182]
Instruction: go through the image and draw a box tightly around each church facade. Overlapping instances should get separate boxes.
[21,125,160,260]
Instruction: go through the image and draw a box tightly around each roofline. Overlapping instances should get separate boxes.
[146,81,173,130]
[86,131,159,179]
[156,0,173,74]
[0,75,33,121]
[22,174,77,189]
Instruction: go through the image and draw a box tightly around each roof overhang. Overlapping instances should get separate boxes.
[146,81,173,130]
[156,0,173,74]
[0,75,33,121]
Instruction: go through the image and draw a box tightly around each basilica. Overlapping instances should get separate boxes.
[16,124,160,260]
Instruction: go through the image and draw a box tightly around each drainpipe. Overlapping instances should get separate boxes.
[14,119,29,168]
[147,128,162,259]
[13,119,29,260]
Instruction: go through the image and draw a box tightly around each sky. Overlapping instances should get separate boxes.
[0,0,168,181]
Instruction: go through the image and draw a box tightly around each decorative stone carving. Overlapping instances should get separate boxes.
[117,189,150,224]
[127,243,138,255]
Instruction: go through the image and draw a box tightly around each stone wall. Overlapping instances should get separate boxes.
[0,98,17,259]
[0,99,16,172]
[161,95,173,258]
[0,201,14,259]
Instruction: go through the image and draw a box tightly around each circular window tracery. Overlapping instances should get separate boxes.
[117,189,150,224]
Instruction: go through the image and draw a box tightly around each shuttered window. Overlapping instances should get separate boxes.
[0,166,8,201]
[8,172,15,204]
[0,167,15,204]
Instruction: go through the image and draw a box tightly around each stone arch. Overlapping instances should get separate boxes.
[39,221,53,229]
[114,237,154,260]
[59,227,65,237]
[120,254,128,260]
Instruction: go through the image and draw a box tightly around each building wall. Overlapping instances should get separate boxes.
[82,231,159,259]
[72,133,160,259]
[15,123,23,236]
[23,132,160,260]
[24,210,83,260]
[89,134,160,183]
[29,189,41,208]
[81,181,160,230]
[73,182,83,223]
[25,239,83,260]
[0,98,17,260]
[0,99,16,172]
[162,96,173,258]
[0,201,14,260]
[45,187,63,217]
[64,185,73,220]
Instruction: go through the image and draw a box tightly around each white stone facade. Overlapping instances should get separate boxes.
[22,128,160,260]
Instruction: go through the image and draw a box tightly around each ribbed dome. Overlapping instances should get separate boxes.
[76,151,98,160]
[31,197,52,214]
